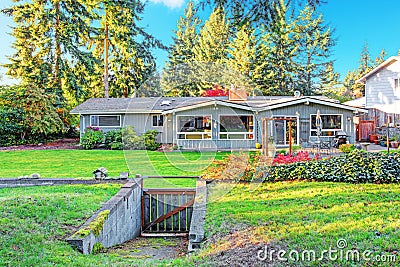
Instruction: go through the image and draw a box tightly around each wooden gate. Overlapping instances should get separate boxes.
[141,188,195,234]
[357,120,375,141]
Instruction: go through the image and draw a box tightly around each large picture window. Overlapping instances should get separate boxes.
[177,115,212,140]
[310,114,342,136]
[219,115,254,140]
[90,115,121,127]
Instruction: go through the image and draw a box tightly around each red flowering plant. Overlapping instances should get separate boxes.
[272,151,321,165]
[202,85,228,97]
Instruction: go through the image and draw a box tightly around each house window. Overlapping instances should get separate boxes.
[152,115,164,127]
[219,115,254,140]
[90,115,121,127]
[310,114,342,136]
[395,78,400,92]
[177,115,212,140]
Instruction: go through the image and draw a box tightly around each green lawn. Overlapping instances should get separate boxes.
[1,182,399,266]
[0,149,229,187]
[194,182,400,266]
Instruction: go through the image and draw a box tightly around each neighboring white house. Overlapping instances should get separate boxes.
[355,55,400,114]
[346,55,400,141]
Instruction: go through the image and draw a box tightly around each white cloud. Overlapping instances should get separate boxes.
[149,0,185,9]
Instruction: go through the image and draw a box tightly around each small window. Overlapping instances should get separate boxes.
[395,78,400,92]
[90,115,121,127]
[152,115,163,127]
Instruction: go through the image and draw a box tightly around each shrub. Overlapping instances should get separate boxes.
[143,130,161,151]
[339,143,354,153]
[0,108,25,147]
[80,127,104,149]
[203,150,400,184]
[104,129,123,150]
[261,150,400,184]
[122,126,145,150]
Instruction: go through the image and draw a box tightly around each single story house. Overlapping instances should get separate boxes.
[71,89,366,150]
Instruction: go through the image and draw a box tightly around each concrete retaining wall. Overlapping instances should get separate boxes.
[188,180,207,252]
[67,179,143,254]
[0,178,127,188]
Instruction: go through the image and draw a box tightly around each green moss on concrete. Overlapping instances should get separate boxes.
[71,209,110,239]
[92,242,105,254]
[89,210,110,237]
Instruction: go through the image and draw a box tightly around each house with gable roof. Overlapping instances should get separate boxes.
[71,88,365,150]
[345,55,400,140]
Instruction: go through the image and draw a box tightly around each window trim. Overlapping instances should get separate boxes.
[90,115,122,128]
[152,114,164,127]
[176,115,213,140]
[394,78,400,92]
[218,114,255,140]
[272,115,300,146]
[309,114,343,135]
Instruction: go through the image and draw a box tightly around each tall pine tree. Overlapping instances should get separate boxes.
[253,0,298,95]
[226,22,257,92]
[192,7,230,94]
[293,5,335,95]
[162,0,201,96]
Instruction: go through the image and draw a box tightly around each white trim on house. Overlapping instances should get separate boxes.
[162,100,254,115]
[217,114,255,141]
[309,113,343,135]
[265,97,368,113]
[176,114,213,140]
[71,110,163,115]
[272,115,300,146]
[90,115,122,128]
[356,56,400,84]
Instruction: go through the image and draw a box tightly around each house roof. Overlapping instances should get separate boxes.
[70,95,366,115]
[343,97,366,108]
[355,56,400,84]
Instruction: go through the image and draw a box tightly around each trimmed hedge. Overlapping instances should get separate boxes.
[259,150,400,184]
[202,150,400,184]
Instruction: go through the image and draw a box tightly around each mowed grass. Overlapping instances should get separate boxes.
[0,182,399,266]
[193,182,400,266]
[0,150,229,187]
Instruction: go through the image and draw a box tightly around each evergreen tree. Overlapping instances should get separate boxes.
[199,0,323,27]
[226,22,257,91]
[293,5,334,95]
[318,62,351,102]
[253,0,298,95]
[2,0,96,130]
[192,7,230,94]
[162,0,201,96]
[374,48,387,65]
[90,0,163,98]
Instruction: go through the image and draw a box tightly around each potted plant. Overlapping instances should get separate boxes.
[380,136,388,147]
[390,134,399,148]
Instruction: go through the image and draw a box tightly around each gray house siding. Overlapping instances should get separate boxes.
[173,104,256,149]
[259,103,356,146]
[74,97,360,149]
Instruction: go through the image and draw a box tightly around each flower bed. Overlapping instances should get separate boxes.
[202,150,400,184]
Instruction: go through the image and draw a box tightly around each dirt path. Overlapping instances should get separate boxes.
[106,237,187,262]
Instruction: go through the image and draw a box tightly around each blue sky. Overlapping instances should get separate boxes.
[1,0,400,85]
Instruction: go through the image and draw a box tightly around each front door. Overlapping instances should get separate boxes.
[274,117,298,146]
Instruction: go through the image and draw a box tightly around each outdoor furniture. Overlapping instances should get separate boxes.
[333,131,348,148]
[360,142,370,151]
